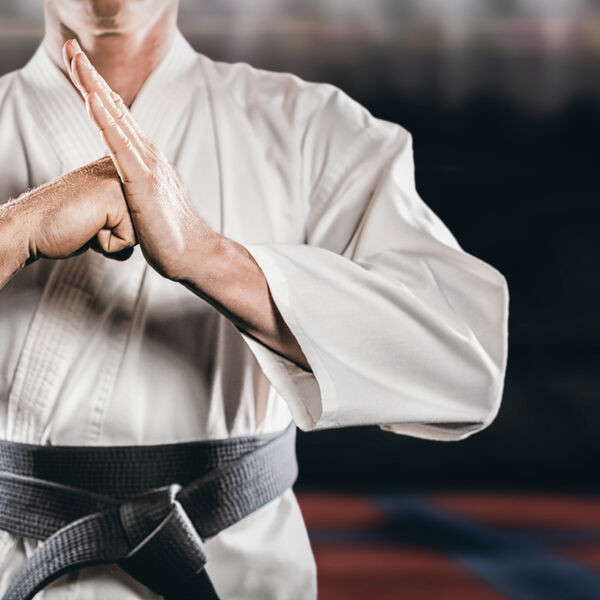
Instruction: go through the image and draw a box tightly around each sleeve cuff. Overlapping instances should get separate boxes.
[240,243,339,432]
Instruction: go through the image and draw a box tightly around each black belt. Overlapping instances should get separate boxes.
[0,423,297,600]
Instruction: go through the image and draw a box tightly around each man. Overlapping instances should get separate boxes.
[0,0,509,598]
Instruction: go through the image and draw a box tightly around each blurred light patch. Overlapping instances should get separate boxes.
[298,492,600,599]
[1,1,600,110]
[1,2,599,598]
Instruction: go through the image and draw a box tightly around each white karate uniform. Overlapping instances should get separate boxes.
[0,31,508,599]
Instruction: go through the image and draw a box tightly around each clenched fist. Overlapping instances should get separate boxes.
[28,156,136,260]
[0,156,136,288]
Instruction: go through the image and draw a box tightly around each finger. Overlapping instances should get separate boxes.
[105,247,135,261]
[110,208,138,249]
[96,228,125,253]
[63,39,91,96]
[93,231,135,261]
[96,226,136,254]
[70,52,148,156]
[64,40,96,98]
[106,88,151,154]
[62,39,81,79]
[86,91,148,183]
[63,40,147,156]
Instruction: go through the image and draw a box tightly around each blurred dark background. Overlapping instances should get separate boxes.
[2,3,600,597]
[0,1,598,493]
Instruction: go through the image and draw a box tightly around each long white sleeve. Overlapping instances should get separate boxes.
[241,85,509,441]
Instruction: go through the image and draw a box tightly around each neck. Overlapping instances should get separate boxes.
[43,6,178,107]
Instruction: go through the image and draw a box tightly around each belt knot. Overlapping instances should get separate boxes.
[119,484,208,596]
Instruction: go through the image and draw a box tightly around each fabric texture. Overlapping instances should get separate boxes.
[0,29,508,598]
[0,425,297,600]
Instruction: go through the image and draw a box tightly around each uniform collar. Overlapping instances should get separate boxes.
[20,30,199,172]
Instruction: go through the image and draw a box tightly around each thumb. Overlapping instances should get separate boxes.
[95,225,137,257]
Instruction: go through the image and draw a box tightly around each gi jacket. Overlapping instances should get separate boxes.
[0,31,509,599]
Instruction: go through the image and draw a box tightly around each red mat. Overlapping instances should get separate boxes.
[297,492,600,600]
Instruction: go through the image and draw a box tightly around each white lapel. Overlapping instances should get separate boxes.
[129,31,199,153]
[5,31,200,446]
[19,30,200,171]
[20,44,106,172]
[0,30,203,573]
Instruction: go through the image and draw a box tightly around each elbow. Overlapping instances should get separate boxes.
[437,362,505,443]
[381,262,509,443]
[470,360,505,438]
[461,273,509,439]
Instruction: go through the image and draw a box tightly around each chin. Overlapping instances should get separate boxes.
[88,0,127,19]
[53,0,174,35]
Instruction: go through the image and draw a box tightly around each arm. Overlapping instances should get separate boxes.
[0,200,31,288]
[63,40,309,371]
[237,98,509,438]
[0,157,136,291]
[179,236,310,370]
[64,41,508,439]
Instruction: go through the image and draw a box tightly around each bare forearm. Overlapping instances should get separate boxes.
[180,233,310,371]
[0,158,134,294]
[0,198,32,290]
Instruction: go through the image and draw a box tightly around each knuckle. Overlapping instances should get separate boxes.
[94,155,114,171]
[147,142,162,158]
[145,153,162,172]
[148,172,161,188]
[144,150,157,166]
[123,137,135,153]
[140,163,153,178]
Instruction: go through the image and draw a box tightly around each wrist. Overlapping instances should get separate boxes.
[177,226,228,289]
[177,226,256,310]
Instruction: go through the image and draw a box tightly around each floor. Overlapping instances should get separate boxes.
[297,492,600,600]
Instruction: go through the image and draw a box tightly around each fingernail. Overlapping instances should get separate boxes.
[71,39,81,53]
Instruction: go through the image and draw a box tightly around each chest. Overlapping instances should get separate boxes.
[163,92,306,248]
